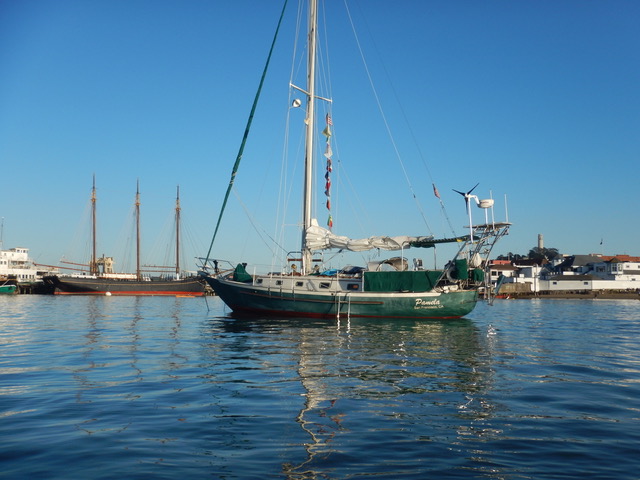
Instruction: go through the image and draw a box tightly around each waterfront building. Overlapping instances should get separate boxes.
[0,246,58,292]
[489,254,640,295]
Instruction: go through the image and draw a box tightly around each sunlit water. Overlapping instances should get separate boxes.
[1,295,639,479]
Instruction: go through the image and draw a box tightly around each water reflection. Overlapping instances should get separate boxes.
[4,298,637,478]
[167,297,188,378]
[73,296,107,404]
[212,315,500,478]
[127,296,143,382]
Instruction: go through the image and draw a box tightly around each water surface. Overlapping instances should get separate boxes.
[1,296,639,479]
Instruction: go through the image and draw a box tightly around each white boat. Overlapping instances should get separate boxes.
[0,246,58,293]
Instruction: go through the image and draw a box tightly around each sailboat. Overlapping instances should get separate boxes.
[44,179,205,296]
[198,0,509,318]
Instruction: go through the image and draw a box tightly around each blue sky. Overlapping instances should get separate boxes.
[1,0,638,272]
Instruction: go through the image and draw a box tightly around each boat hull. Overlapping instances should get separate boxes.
[43,276,205,296]
[204,275,478,319]
[0,284,17,295]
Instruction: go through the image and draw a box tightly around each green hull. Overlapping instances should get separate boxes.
[205,276,478,319]
[0,285,17,295]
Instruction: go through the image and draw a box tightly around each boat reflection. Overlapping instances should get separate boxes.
[215,314,500,478]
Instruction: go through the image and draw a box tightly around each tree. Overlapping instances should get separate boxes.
[497,248,561,263]
[528,247,560,263]
[496,252,526,261]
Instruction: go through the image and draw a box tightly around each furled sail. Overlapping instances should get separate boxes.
[305,219,436,252]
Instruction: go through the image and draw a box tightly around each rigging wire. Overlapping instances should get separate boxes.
[343,1,433,236]
[345,0,457,237]
[276,0,305,270]
[203,0,289,267]
[232,189,287,258]
[61,194,95,271]
[345,5,459,238]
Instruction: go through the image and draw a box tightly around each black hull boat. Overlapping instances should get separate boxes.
[42,275,204,296]
[50,179,205,297]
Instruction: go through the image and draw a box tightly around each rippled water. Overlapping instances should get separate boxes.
[1,295,639,479]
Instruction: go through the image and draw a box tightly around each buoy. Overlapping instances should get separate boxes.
[105,291,112,296]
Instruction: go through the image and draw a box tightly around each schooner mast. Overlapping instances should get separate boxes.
[135,180,141,281]
[90,175,98,275]
[175,186,181,275]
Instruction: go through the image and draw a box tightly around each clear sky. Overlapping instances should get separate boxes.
[1,0,638,272]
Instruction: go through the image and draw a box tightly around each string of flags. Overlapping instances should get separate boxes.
[323,113,333,228]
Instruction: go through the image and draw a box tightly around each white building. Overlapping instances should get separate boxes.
[0,247,57,283]
[489,255,640,294]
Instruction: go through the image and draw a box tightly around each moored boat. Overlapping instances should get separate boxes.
[198,0,509,318]
[0,244,58,294]
[45,180,205,296]
[0,281,17,295]
[42,274,205,296]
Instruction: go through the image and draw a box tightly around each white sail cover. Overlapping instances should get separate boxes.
[305,219,434,252]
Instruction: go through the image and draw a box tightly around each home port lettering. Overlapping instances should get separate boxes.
[414,298,443,309]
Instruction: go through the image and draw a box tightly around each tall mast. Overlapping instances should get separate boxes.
[301,0,318,274]
[175,185,181,274]
[90,175,97,275]
[135,180,141,280]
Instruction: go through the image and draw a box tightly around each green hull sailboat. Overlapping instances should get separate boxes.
[199,0,510,319]
[207,270,479,319]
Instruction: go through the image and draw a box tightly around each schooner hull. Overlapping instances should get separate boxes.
[43,275,205,296]
[205,276,478,319]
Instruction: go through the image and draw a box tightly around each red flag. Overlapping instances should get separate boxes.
[327,215,333,228]
[432,183,441,199]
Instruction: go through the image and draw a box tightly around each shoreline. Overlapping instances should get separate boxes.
[495,291,640,300]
